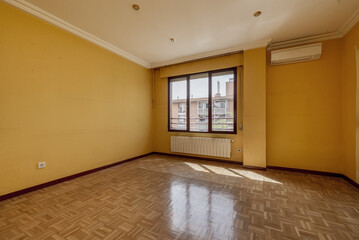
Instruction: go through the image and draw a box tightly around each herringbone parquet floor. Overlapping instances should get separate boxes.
[1,154,359,240]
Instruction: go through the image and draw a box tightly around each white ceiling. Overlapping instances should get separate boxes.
[6,0,359,68]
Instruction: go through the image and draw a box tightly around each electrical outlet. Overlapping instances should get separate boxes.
[38,162,46,169]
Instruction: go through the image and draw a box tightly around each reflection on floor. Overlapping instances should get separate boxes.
[1,154,359,240]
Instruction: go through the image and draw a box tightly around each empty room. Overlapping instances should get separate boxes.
[1,0,359,239]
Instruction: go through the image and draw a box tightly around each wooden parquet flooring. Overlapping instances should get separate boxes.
[1,154,359,240]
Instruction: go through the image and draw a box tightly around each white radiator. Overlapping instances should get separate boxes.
[171,136,232,158]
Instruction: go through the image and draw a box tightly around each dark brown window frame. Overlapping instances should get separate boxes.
[168,67,237,134]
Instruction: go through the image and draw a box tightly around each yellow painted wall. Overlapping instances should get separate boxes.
[267,39,343,173]
[3,0,359,196]
[243,48,267,168]
[160,53,243,78]
[342,23,359,181]
[152,55,244,163]
[0,2,153,195]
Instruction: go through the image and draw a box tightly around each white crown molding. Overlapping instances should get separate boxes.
[4,0,359,68]
[150,39,271,68]
[340,8,359,36]
[3,0,151,68]
[269,8,359,50]
[268,32,342,50]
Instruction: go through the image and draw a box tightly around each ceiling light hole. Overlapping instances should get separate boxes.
[132,4,140,11]
[253,11,262,17]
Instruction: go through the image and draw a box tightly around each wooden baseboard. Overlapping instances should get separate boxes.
[152,152,243,165]
[266,165,342,177]
[157,153,358,188]
[267,165,359,189]
[0,152,153,202]
[341,174,359,189]
[2,152,357,202]
[243,165,267,171]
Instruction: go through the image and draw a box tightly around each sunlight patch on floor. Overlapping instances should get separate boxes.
[184,162,209,172]
[201,165,242,178]
[184,162,281,184]
[230,169,282,184]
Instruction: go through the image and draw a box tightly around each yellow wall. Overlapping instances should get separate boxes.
[152,55,244,163]
[243,48,267,168]
[160,53,243,78]
[0,2,153,195]
[342,23,359,181]
[3,0,359,196]
[267,39,343,173]
[153,42,345,173]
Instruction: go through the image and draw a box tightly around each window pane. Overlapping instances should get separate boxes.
[170,77,187,130]
[212,70,235,132]
[190,73,209,132]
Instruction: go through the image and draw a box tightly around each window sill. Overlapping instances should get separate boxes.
[168,130,237,135]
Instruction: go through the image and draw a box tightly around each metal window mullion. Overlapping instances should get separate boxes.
[186,75,190,132]
[208,72,212,133]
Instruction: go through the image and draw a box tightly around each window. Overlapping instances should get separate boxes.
[169,77,187,130]
[178,103,186,113]
[168,68,237,134]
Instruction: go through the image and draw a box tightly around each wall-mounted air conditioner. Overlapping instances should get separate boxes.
[271,43,322,65]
